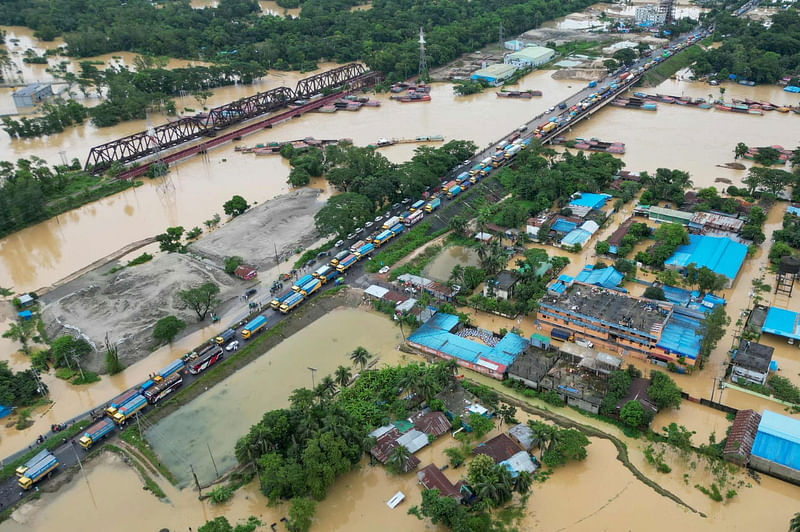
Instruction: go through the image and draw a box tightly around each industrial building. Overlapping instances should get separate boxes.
[730,341,774,386]
[12,83,53,107]
[407,313,528,380]
[470,63,518,86]
[749,410,800,484]
[636,205,694,225]
[761,306,800,342]
[664,235,748,288]
[504,46,555,68]
[536,282,704,367]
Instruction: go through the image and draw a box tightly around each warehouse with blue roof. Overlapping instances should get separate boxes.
[407,313,528,380]
[761,306,800,341]
[749,410,800,483]
[664,235,747,288]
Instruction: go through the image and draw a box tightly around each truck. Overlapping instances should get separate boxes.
[104,389,139,417]
[469,164,483,177]
[349,240,366,253]
[390,223,404,236]
[410,200,425,212]
[330,250,350,266]
[456,172,470,185]
[113,394,148,425]
[214,328,236,345]
[404,210,423,226]
[588,80,597,88]
[18,454,58,490]
[271,290,294,310]
[299,278,322,296]
[314,265,339,284]
[505,145,521,159]
[241,315,268,339]
[293,274,314,292]
[355,243,375,259]
[398,211,411,222]
[469,172,482,184]
[447,185,462,199]
[145,372,183,404]
[279,292,305,314]
[187,347,224,375]
[491,152,505,167]
[619,72,630,81]
[382,216,400,230]
[336,253,358,272]
[550,328,574,342]
[372,230,393,247]
[16,449,52,477]
[542,122,557,134]
[313,264,332,279]
[425,198,441,212]
[79,418,115,450]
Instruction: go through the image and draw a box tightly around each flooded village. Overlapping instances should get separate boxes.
[1,0,800,530]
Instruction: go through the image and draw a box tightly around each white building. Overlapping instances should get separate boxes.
[635,5,666,25]
[504,46,555,68]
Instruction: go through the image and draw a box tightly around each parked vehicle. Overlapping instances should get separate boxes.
[292,274,314,292]
[330,250,350,266]
[16,449,52,478]
[447,185,462,199]
[398,211,411,222]
[113,394,148,425]
[144,372,183,404]
[575,338,594,349]
[188,347,224,375]
[335,254,358,272]
[139,359,184,394]
[18,453,58,490]
[271,290,294,310]
[226,340,239,351]
[425,198,441,212]
[241,315,268,339]
[214,328,236,345]
[104,389,139,417]
[298,278,322,296]
[78,418,115,450]
[279,292,305,314]
[550,328,574,342]
[355,243,375,259]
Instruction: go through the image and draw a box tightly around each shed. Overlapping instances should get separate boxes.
[508,423,536,451]
[664,235,747,287]
[474,232,493,243]
[473,433,522,464]
[500,451,537,477]
[233,264,257,280]
[411,411,451,438]
[18,294,34,307]
[750,410,800,482]
[396,429,429,454]
[17,310,33,320]
[471,63,518,86]
[369,427,402,463]
[12,83,53,107]
[723,409,761,465]
[504,46,555,68]
[417,464,463,501]
[365,285,389,299]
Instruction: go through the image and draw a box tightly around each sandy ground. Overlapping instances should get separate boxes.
[40,253,246,372]
[188,188,325,269]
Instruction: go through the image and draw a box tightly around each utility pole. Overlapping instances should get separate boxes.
[308,367,317,388]
[499,21,504,47]
[207,443,220,478]
[710,376,717,403]
[190,464,202,496]
[418,27,427,79]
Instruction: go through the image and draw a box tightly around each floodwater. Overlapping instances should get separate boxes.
[422,246,480,282]
[146,308,406,486]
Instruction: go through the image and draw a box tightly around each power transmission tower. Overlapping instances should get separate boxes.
[499,21,504,47]
[418,27,427,78]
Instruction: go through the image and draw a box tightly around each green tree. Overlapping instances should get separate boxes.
[528,420,556,459]
[643,286,666,300]
[387,444,412,473]
[288,166,311,187]
[288,497,316,532]
[198,516,233,532]
[104,333,124,375]
[769,242,795,264]
[467,412,494,438]
[467,453,496,486]
[620,399,645,427]
[223,195,249,217]
[444,446,467,468]
[155,226,184,252]
[656,269,681,287]
[314,192,373,237]
[734,142,749,160]
[603,59,619,72]
[595,240,610,255]
[334,365,352,388]
[696,266,727,294]
[152,315,186,344]
[697,306,729,365]
[50,334,92,368]
[613,48,636,66]
[224,255,243,274]
[542,428,590,467]
[647,371,682,410]
[349,346,372,371]
[448,214,469,237]
[3,319,36,354]
[515,470,532,494]
[790,512,800,532]
[178,282,220,321]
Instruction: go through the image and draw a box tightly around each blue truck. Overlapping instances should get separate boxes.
[79,418,115,450]
[447,185,462,199]
[141,359,185,393]
[271,290,294,310]
[299,278,322,296]
[313,265,339,284]
[280,292,305,314]
[242,315,268,340]
[355,243,375,259]
[410,200,425,212]
[16,449,52,477]
[425,198,441,212]
[293,274,314,292]
[336,253,358,271]
[18,453,58,490]
[105,388,139,417]
[113,394,148,425]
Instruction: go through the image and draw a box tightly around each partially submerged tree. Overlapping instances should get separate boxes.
[178,282,220,321]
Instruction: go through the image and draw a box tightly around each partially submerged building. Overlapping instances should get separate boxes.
[760,306,800,342]
[664,235,747,288]
[473,434,523,464]
[483,270,519,300]
[417,464,466,502]
[471,63,518,86]
[724,409,762,465]
[731,341,774,386]
[508,423,536,451]
[749,410,800,484]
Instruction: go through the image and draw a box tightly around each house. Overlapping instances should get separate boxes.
[731,341,774,386]
[368,425,422,472]
[508,423,536,451]
[411,411,452,438]
[234,264,258,281]
[473,434,522,464]
[526,212,553,238]
[500,451,537,477]
[474,232,493,243]
[417,464,464,502]
[483,270,518,300]
[615,377,658,417]
[17,294,35,307]
[12,83,53,107]
[396,429,429,454]
[749,410,800,484]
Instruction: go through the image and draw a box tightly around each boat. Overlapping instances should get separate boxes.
[633,92,647,98]
[714,103,732,111]
[391,93,431,102]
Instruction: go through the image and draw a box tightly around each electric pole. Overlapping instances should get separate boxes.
[418,28,427,78]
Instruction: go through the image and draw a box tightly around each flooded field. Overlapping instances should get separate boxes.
[146,308,406,486]
[422,246,480,282]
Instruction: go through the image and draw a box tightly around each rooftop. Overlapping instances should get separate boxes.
[500,451,537,477]
[689,212,744,233]
[723,409,761,464]
[417,464,462,501]
[472,63,518,79]
[761,306,800,341]
[508,347,559,384]
[494,271,518,291]
[12,83,52,97]
[473,434,522,464]
[411,411,452,438]
[607,217,635,247]
[539,282,672,340]
[752,410,800,471]
[733,341,774,374]
[647,205,694,222]
[655,309,703,361]
[575,265,625,290]
[507,46,555,61]
[616,377,658,414]
[569,192,610,210]
[508,423,536,451]
[664,235,748,281]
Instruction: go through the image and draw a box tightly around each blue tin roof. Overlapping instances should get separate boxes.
[575,265,624,289]
[664,235,747,281]
[751,410,800,471]
[568,192,609,209]
[656,312,702,359]
[762,306,800,341]
[561,229,592,246]
[552,219,577,233]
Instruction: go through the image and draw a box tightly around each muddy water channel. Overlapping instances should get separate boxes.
[422,246,480,282]
[146,308,405,486]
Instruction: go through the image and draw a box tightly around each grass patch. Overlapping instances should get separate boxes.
[293,239,336,269]
[105,444,166,498]
[389,243,443,280]
[127,252,153,266]
[365,223,445,273]
[71,371,101,385]
[208,484,234,504]
[0,419,91,482]
[639,45,704,86]
[320,285,346,297]
[55,367,75,380]
[119,425,177,485]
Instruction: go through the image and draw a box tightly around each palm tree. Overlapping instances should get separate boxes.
[317,375,336,400]
[398,365,423,398]
[475,478,502,506]
[528,420,556,460]
[418,372,438,402]
[494,465,514,504]
[334,365,352,388]
[515,471,533,495]
[790,512,800,532]
[350,346,372,371]
[388,444,412,473]
[450,264,465,286]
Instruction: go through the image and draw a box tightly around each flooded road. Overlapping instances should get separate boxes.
[146,308,406,486]
[422,246,480,282]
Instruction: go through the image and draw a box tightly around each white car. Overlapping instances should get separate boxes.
[374,215,383,222]
[547,106,555,113]
[379,266,390,274]
[346,232,356,240]
[355,227,364,235]
[365,221,374,228]
[334,239,344,248]
[225,340,239,352]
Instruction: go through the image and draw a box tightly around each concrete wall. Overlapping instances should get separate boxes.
[749,455,800,485]
[731,366,768,385]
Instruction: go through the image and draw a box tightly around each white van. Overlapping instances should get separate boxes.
[575,338,594,349]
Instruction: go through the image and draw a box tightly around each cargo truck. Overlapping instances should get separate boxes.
[410,200,425,212]
[330,250,350,266]
[293,274,314,292]
[372,230,393,247]
[299,278,322,296]
[390,224,404,236]
[113,394,147,425]
[145,372,183,404]
[404,210,423,226]
[188,347,224,375]
[470,172,482,184]
[279,292,304,313]
[491,153,505,167]
[313,264,332,279]
[314,266,339,284]
[425,198,441,212]
[271,290,294,310]
[550,328,574,342]
[105,389,139,417]
[447,185,462,199]
[469,164,483,177]
[456,172,470,185]
[79,418,115,450]
[336,254,358,272]
[349,240,366,253]
[542,122,557,134]
[355,243,375,259]
[241,315,268,339]
[214,328,236,345]
[588,80,597,88]
[16,449,52,477]
[18,454,58,490]
[382,216,400,229]
[398,211,410,222]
